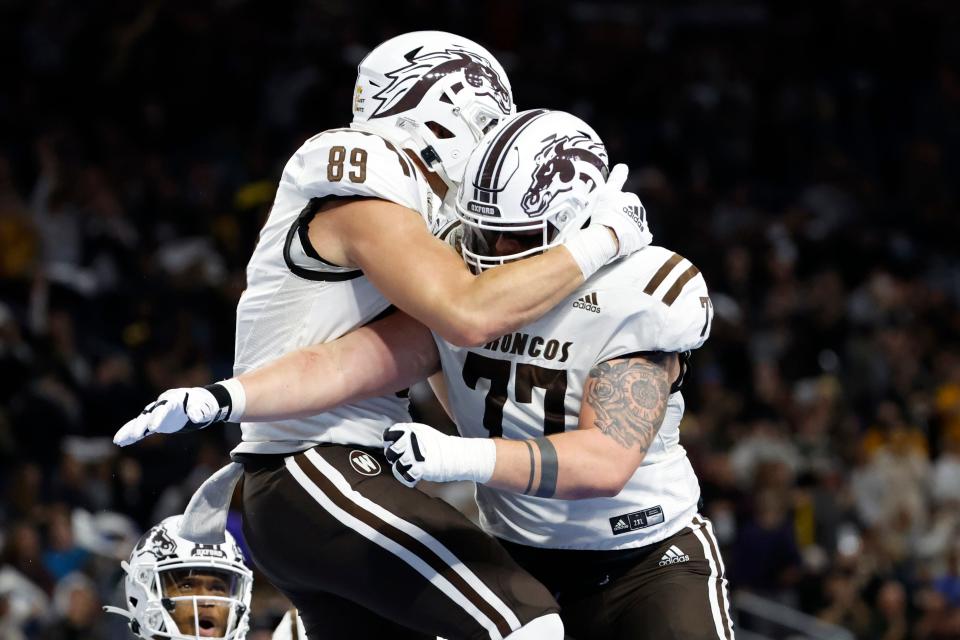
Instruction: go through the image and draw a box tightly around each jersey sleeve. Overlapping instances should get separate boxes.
[277,129,431,281]
[656,269,712,352]
[292,129,423,213]
[591,300,662,364]
[591,256,712,364]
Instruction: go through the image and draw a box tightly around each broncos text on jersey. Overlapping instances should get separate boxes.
[434,245,713,550]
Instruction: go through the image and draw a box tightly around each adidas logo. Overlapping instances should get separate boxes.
[658,545,690,566]
[612,518,630,532]
[623,204,646,228]
[573,292,601,313]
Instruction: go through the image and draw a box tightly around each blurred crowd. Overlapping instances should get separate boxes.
[1,0,959,638]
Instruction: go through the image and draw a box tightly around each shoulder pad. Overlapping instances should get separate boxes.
[626,247,711,350]
[292,128,422,211]
[589,247,712,362]
[658,268,711,351]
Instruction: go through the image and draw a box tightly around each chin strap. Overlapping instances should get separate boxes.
[103,605,142,636]
[102,605,134,620]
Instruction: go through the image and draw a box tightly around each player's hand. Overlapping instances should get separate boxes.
[590,164,653,259]
[113,387,222,447]
[383,422,445,487]
[383,423,496,487]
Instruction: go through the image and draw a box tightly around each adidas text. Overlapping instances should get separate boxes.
[573,292,601,313]
[659,545,690,566]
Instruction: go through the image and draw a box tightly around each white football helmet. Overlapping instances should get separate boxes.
[351,31,515,189]
[456,109,610,272]
[104,515,252,640]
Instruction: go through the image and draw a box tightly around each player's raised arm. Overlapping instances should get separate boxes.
[384,352,679,499]
[113,312,438,447]
[312,159,649,347]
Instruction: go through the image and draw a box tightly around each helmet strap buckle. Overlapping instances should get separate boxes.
[420,145,441,167]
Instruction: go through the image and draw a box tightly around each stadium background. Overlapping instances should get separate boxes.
[2,0,959,638]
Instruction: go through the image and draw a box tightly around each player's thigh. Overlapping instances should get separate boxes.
[563,522,734,640]
[288,589,432,640]
[622,524,733,640]
[241,445,558,640]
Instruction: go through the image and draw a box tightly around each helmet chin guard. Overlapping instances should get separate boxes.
[351,31,515,190]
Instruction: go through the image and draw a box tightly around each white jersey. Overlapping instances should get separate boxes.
[233,126,446,454]
[435,245,713,550]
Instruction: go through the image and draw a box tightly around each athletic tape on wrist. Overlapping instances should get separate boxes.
[562,226,618,279]
[204,379,247,423]
[445,436,496,484]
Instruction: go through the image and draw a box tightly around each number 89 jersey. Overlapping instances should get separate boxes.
[434,246,714,550]
[233,126,446,455]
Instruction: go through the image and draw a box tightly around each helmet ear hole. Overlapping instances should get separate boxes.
[425,121,456,139]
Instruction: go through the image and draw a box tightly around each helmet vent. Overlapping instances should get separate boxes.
[425,121,456,139]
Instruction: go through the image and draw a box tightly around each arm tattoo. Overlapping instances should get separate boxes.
[585,353,673,451]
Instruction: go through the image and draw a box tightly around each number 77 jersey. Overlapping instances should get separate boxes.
[433,245,714,550]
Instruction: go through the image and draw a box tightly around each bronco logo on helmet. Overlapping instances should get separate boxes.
[370,46,512,119]
[134,525,178,561]
[521,132,608,216]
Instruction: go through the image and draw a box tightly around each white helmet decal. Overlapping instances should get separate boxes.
[370,46,512,119]
[522,132,608,215]
[134,523,179,561]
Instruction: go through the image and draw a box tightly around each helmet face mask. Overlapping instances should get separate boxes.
[158,566,243,639]
[114,516,252,640]
[351,31,515,189]
[456,109,610,273]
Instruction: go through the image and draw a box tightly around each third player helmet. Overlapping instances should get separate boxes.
[104,515,253,640]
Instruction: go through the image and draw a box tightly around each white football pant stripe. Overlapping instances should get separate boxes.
[701,517,735,639]
[690,516,734,639]
[285,450,518,640]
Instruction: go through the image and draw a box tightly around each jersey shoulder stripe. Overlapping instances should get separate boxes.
[642,252,684,296]
[662,263,701,306]
[638,249,701,307]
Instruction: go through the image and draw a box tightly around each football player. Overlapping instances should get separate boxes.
[104,515,253,640]
[116,110,732,639]
[114,31,652,640]
[105,515,308,639]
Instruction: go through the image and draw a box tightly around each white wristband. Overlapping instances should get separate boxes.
[441,436,496,484]
[219,378,247,422]
[562,225,618,279]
